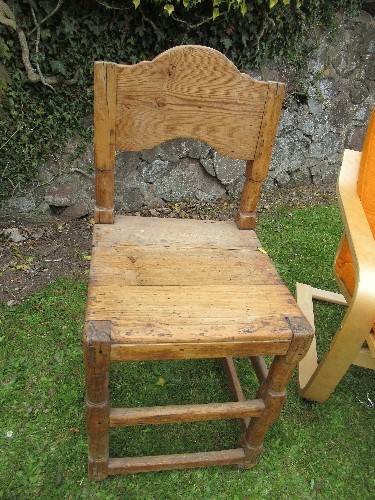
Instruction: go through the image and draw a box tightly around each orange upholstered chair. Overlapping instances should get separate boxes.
[297,108,375,402]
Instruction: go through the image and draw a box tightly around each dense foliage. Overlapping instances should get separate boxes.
[0,0,362,202]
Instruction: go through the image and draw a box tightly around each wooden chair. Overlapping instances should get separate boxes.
[84,45,314,480]
[297,108,375,402]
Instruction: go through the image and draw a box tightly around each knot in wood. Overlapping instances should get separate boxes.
[156,97,166,108]
[167,64,176,77]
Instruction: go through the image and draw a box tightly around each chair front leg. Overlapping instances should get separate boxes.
[240,318,313,467]
[84,321,111,481]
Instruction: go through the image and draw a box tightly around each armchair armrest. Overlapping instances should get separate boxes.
[337,149,375,301]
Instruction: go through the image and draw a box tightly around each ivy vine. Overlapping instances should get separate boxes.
[0,0,362,202]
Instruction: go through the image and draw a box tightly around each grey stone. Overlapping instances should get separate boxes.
[350,81,370,104]
[140,145,162,162]
[307,97,324,116]
[271,131,309,174]
[44,177,81,207]
[298,114,315,136]
[354,106,370,121]
[201,158,216,177]
[309,133,339,159]
[346,125,366,150]
[158,139,211,161]
[3,227,26,243]
[8,192,37,212]
[61,198,92,219]
[290,167,312,185]
[226,177,244,199]
[116,151,140,174]
[316,79,340,100]
[123,187,144,212]
[142,185,165,208]
[262,176,276,191]
[275,171,290,187]
[278,110,295,133]
[154,159,226,202]
[364,56,375,80]
[212,152,246,185]
[138,159,172,183]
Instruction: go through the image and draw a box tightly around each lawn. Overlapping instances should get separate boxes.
[1,204,374,499]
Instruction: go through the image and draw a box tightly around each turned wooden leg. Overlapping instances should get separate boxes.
[84,321,111,481]
[235,161,261,230]
[240,318,313,467]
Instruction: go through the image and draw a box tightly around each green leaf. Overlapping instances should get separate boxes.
[213,6,220,20]
[50,60,67,76]
[41,29,51,40]
[133,0,141,8]
[164,3,175,15]
[269,0,278,8]
[222,37,232,50]
[156,377,166,386]
[240,1,247,15]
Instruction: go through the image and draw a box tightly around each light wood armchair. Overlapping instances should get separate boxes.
[84,45,314,480]
[298,108,375,402]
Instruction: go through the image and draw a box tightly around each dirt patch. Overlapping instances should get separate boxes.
[0,184,336,305]
[0,219,93,305]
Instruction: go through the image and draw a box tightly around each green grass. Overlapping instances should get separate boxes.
[1,204,374,499]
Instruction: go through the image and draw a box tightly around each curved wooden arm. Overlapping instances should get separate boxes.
[337,149,375,305]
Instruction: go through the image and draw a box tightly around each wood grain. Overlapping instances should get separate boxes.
[115,45,277,160]
[85,47,313,479]
[86,216,301,346]
[110,340,290,361]
[298,148,375,402]
[93,61,117,223]
[109,400,265,427]
[108,448,246,474]
[93,216,261,249]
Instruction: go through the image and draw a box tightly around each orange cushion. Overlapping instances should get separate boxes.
[334,107,375,296]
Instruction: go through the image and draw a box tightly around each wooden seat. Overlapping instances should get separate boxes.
[298,108,375,402]
[84,45,314,480]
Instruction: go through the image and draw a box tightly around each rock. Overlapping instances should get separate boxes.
[350,81,370,104]
[201,158,216,177]
[275,171,291,187]
[3,227,26,243]
[60,198,92,219]
[346,125,366,150]
[212,152,246,185]
[138,159,172,183]
[154,158,226,202]
[45,186,71,207]
[123,187,144,212]
[7,192,38,212]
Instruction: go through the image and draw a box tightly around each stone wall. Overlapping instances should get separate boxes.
[2,12,374,221]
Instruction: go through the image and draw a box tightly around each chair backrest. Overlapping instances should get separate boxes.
[335,107,375,295]
[93,45,285,227]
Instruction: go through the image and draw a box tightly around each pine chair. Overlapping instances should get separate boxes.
[298,108,375,403]
[84,45,314,481]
